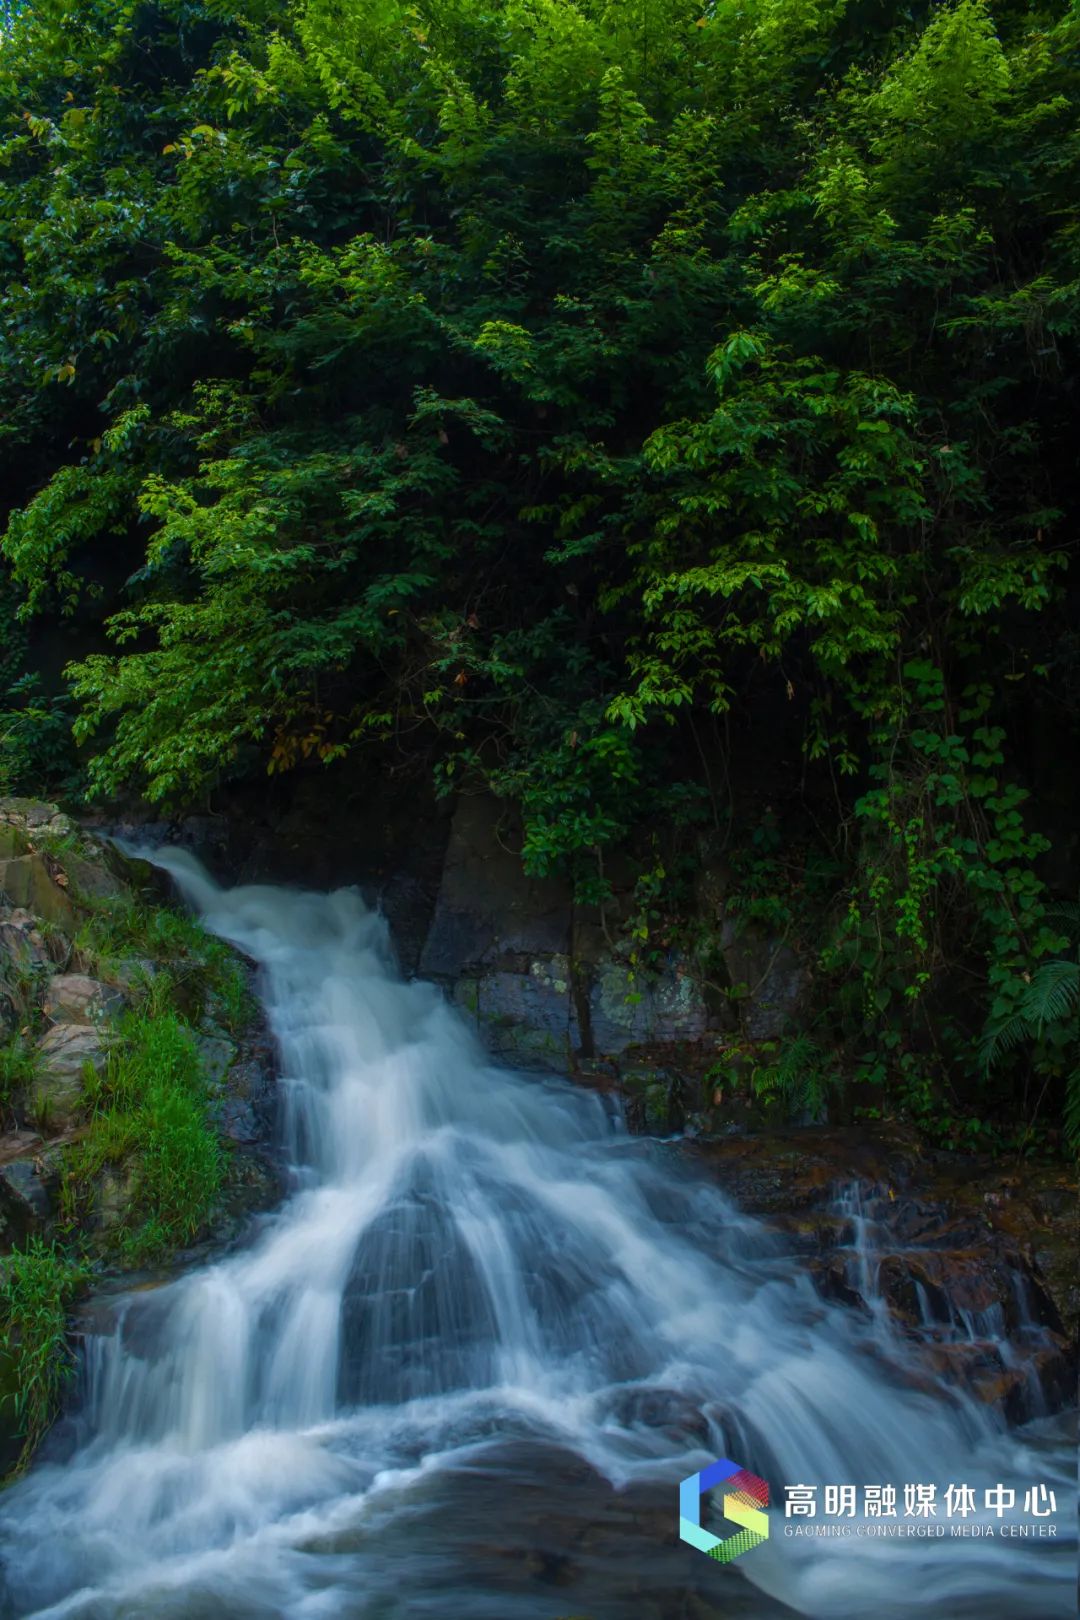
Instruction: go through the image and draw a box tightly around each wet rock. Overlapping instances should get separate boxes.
[601,1387,710,1442]
[206,1154,282,1246]
[213,1097,261,1144]
[42,975,126,1027]
[31,1023,106,1130]
[453,966,580,1070]
[589,955,708,1056]
[686,1125,1077,1421]
[222,1049,277,1136]
[195,1034,237,1086]
[811,1253,871,1312]
[0,1153,57,1236]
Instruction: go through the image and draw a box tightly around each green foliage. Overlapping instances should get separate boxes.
[982,915,1080,1151]
[0,1037,37,1113]
[0,675,75,798]
[0,0,1077,1148]
[77,891,253,1034]
[751,1037,839,1120]
[63,1008,223,1263]
[0,576,79,798]
[811,660,1076,1146]
[0,1238,85,1468]
[0,1036,36,1101]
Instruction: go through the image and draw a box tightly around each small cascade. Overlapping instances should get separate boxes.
[827,1180,1065,1421]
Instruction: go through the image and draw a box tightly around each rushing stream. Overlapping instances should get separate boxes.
[0,855,1073,1619]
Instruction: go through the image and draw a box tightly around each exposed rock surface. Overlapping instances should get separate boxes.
[30,1024,107,1128]
[420,796,728,1072]
[0,1153,57,1239]
[0,852,78,934]
[42,974,125,1026]
[409,797,824,1121]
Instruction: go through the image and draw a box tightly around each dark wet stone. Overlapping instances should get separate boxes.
[0,1153,56,1236]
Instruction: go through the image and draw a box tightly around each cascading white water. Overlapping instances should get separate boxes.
[0,853,1073,1619]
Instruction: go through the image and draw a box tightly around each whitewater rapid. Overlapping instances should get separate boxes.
[0,853,1072,1619]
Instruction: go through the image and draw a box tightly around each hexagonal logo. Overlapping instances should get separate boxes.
[679,1457,769,1564]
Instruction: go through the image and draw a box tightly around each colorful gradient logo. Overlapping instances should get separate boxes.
[679,1458,770,1564]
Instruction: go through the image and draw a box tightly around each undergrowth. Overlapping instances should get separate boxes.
[76,890,254,1035]
[0,1037,37,1116]
[62,1008,224,1264]
[0,1239,85,1471]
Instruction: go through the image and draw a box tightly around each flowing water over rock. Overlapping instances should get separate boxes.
[0,856,1073,1619]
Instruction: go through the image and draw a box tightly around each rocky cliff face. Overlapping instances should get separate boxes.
[417,795,808,1131]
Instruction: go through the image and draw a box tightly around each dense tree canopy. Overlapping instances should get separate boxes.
[1,0,1078,1145]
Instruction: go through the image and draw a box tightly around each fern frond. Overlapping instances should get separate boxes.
[1064,1066,1080,1154]
[1020,959,1080,1031]
[1042,900,1080,937]
[981,1011,1034,1070]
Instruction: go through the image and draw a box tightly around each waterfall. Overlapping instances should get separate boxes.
[0,854,1072,1619]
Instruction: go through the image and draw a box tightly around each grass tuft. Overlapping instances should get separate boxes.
[0,1238,85,1470]
[76,891,254,1035]
[63,1009,224,1264]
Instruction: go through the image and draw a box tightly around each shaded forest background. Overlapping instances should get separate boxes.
[1,0,1077,1149]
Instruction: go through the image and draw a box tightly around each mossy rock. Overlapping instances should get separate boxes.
[0,824,30,861]
[0,799,61,829]
[0,853,78,935]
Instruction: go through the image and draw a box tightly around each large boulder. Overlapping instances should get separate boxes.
[42,975,125,1028]
[421,795,572,975]
[30,1024,106,1130]
[57,852,127,904]
[0,853,78,935]
[0,1151,57,1239]
[588,952,709,1053]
